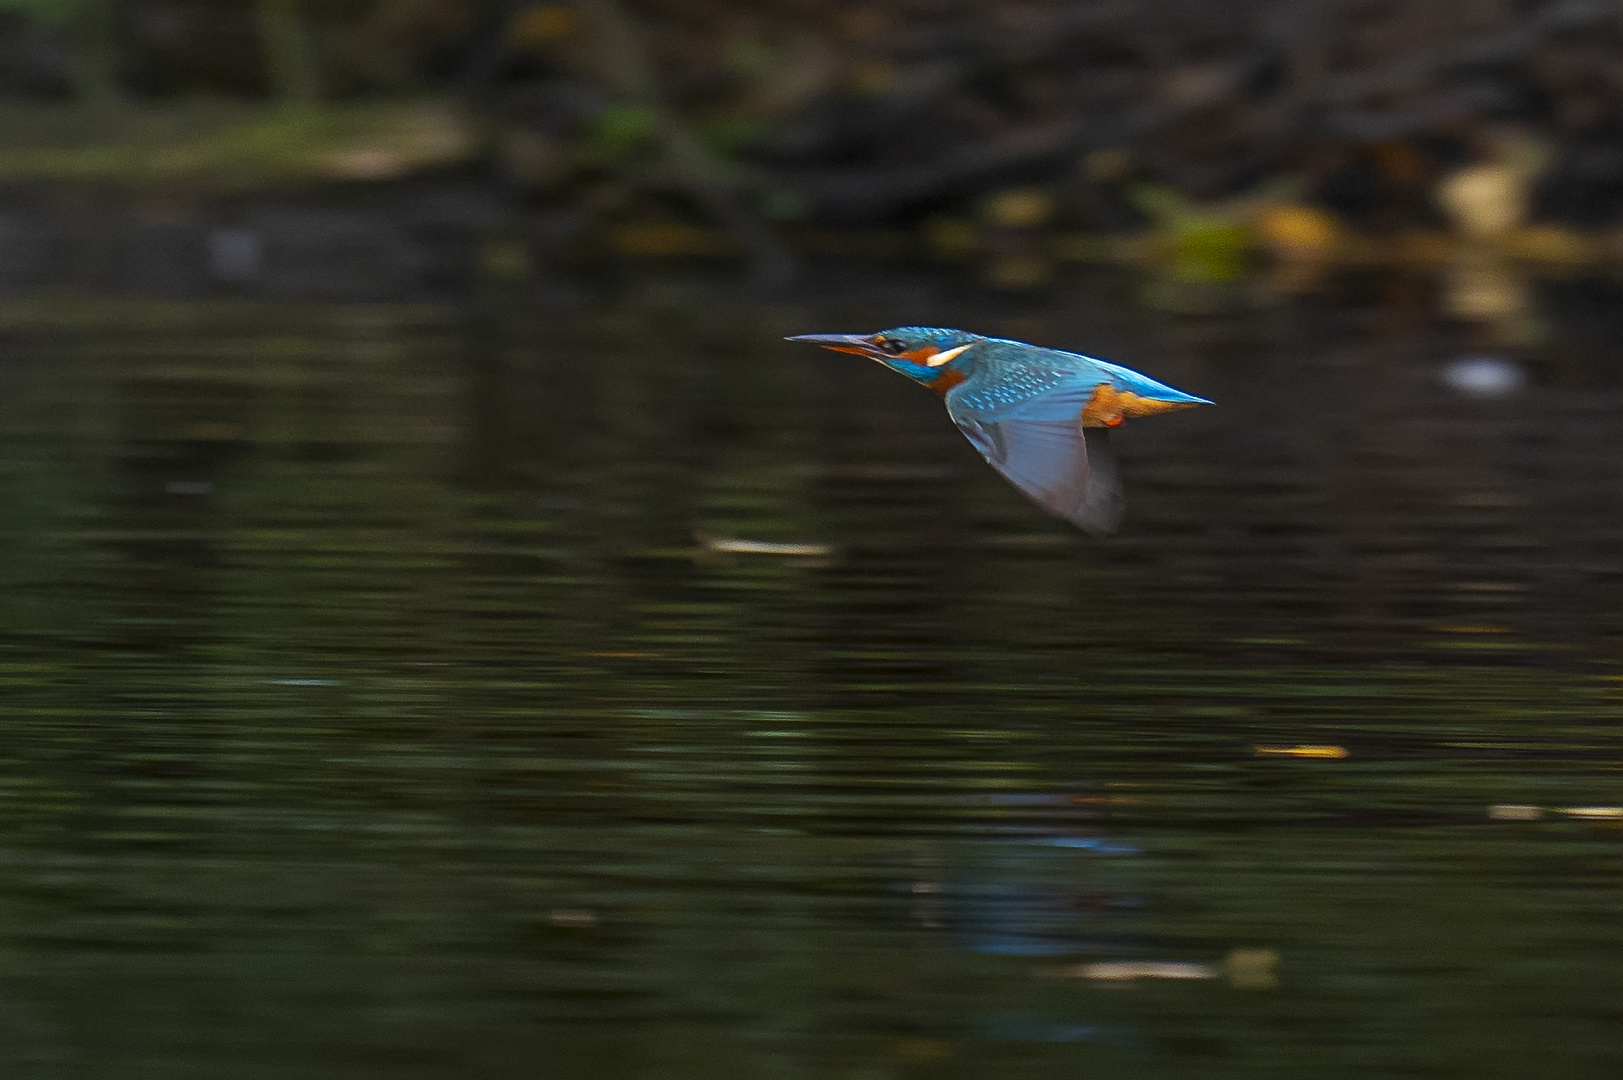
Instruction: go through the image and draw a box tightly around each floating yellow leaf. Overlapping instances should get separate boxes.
[1253,745,1348,759]
[1559,806,1623,820]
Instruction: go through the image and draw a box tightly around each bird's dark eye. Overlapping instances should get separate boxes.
[875,338,907,355]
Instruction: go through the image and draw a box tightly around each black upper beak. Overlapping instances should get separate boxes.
[785,333,875,355]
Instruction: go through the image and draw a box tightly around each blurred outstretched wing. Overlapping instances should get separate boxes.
[950,405,1123,536]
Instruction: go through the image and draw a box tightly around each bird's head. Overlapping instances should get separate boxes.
[787,327,983,387]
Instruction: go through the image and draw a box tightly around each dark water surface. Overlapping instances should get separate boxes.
[0,273,1619,1079]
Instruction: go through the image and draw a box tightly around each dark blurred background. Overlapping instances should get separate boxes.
[0,0,1620,297]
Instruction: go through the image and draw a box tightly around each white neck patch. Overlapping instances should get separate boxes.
[925,343,974,367]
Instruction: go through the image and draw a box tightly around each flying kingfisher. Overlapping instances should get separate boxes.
[788,327,1210,535]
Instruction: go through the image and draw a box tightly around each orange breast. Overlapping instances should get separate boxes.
[926,367,967,395]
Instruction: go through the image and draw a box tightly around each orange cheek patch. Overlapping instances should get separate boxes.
[903,346,939,364]
[1082,384,1202,428]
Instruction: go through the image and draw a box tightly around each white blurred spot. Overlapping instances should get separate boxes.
[1442,355,1524,397]
[548,909,598,928]
[695,533,832,557]
[208,227,263,283]
[1067,961,1215,981]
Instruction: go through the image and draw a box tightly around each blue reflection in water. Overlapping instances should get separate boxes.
[949,839,1137,957]
[1017,834,1139,853]
[898,791,1142,961]
[895,794,1150,1050]
[973,1016,1106,1043]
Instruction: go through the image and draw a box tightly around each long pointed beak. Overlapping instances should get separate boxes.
[785,333,874,356]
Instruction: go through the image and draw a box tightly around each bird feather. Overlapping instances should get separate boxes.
[949,407,1124,536]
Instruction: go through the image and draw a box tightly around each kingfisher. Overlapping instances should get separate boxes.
[788,327,1209,535]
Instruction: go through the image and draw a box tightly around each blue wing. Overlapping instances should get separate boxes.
[947,381,1123,535]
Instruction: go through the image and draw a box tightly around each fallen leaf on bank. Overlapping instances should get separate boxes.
[1254,204,1341,260]
[508,5,579,51]
[1437,163,1528,239]
[983,187,1057,230]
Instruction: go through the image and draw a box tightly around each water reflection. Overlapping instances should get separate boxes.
[0,278,1616,1077]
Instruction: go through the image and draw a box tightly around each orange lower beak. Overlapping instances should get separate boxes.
[785,333,875,357]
